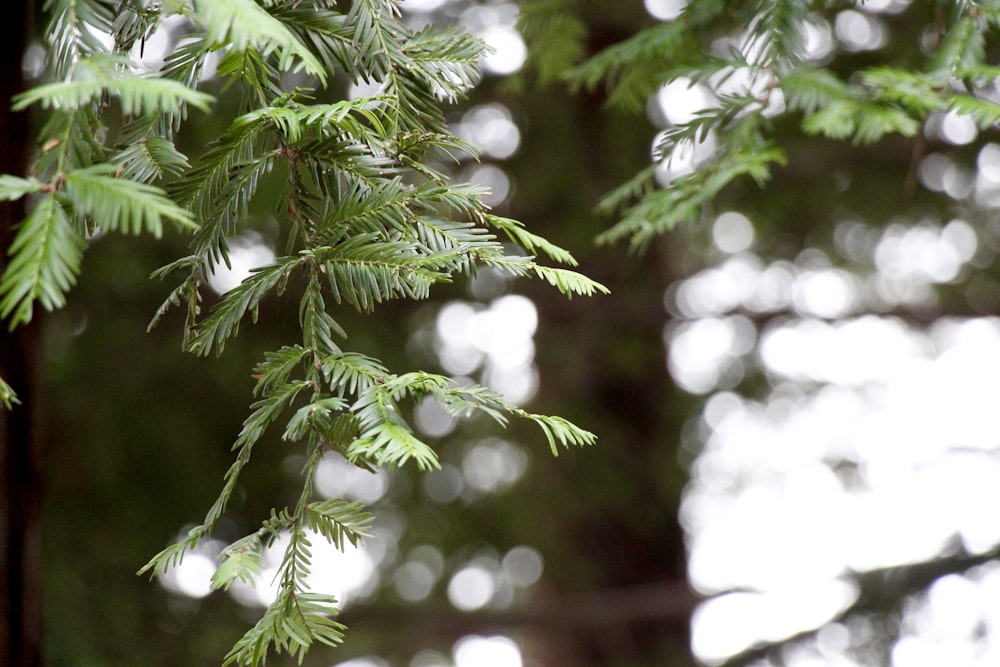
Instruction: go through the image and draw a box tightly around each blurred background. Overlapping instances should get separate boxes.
[8,1,1000,666]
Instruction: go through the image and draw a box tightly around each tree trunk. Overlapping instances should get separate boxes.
[0,2,43,665]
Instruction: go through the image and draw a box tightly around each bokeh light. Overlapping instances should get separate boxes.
[645,0,689,21]
[434,295,539,403]
[459,3,526,75]
[206,233,276,295]
[834,10,887,52]
[448,560,497,611]
[453,635,522,667]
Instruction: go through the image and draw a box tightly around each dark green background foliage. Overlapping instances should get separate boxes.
[5,1,1000,666]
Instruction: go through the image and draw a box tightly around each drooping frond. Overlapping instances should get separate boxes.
[13,54,214,115]
[64,164,197,236]
[4,2,606,663]
[0,196,83,327]
[304,498,373,550]
[531,265,612,298]
[486,214,578,266]
[222,589,345,667]
[0,377,20,410]
[514,411,598,456]
[551,0,1000,251]
[597,144,787,249]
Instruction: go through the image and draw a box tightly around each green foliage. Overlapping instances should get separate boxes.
[12,54,214,115]
[0,196,82,326]
[223,590,346,666]
[2,1,603,664]
[45,0,116,74]
[565,20,691,113]
[0,376,20,410]
[523,0,1000,249]
[196,0,328,84]
[0,161,196,328]
[517,0,589,87]
[65,164,197,235]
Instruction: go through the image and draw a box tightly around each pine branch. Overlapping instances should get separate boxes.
[0,1,609,661]
[273,7,355,77]
[746,0,810,69]
[309,236,447,311]
[0,196,82,327]
[112,134,191,183]
[33,107,107,176]
[517,0,588,86]
[565,21,689,112]
[194,0,327,84]
[64,163,197,237]
[223,588,345,667]
[485,214,579,266]
[930,13,985,74]
[282,396,351,443]
[347,419,441,471]
[303,498,373,550]
[13,54,213,115]
[322,352,390,396]
[187,256,305,356]
[46,0,115,75]
[402,26,487,103]
[597,144,786,249]
[514,411,598,456]
[299,276,347,354]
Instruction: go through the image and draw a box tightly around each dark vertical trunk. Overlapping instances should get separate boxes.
[0,2,42,666]
[501,76,700,664]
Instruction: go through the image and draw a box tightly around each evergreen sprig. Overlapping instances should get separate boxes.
[0,196,83,326]
[12,53,214,115]
[0,1,605,663]
[544,1,1000,249]
[194,0,328,84]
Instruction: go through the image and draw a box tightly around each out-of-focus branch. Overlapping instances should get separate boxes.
[720,542,1000,667]
[338,578,698,646]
